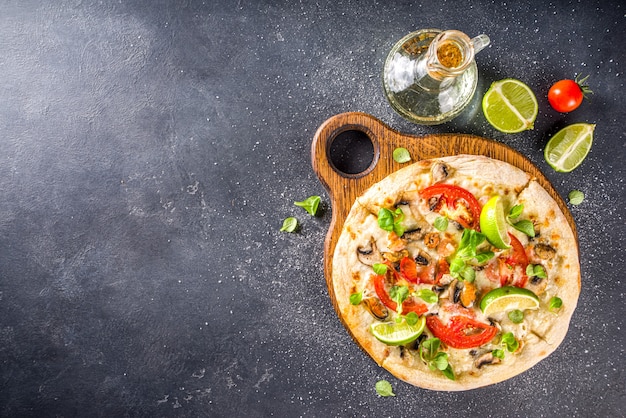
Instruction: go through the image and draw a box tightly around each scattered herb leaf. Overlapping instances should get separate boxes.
[404,311,419,326]
[419,337,455,380]
[375,380,395,397]
[373,263,388,275]
[526,264,547,279]
[417,288,438,304]
[349,292,362,306]
[568,190,585,205]
[377,207,405,237]
[511,219,536,237]
[392,147,411,163]
[492,349,505,359]
[280,217,298,232]
[433,216,449,232]
[294,195,321,216]
[508,309,524,324]
[549,296,563,311]
[448,229,493,282]
[508,204,524,219]
[501,332,519,352]
[390,285,409,313]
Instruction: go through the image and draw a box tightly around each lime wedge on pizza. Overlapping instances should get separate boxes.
[480,196,511,249]
[482,79,538,133]
[544,123,595,172]
[370,316,426,346]
[480,286,540,316]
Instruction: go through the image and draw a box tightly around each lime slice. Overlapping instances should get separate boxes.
[480,286,540,317]
[480,196,510,249]
[544,123,595,173]
[482,79,538,133]
[370,316,426,346]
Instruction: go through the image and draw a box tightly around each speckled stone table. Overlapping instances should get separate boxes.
[0,1,624,416]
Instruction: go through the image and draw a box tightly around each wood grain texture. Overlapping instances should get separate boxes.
[311,111,577,320]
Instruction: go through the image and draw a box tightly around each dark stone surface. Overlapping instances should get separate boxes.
[0,1,624,416]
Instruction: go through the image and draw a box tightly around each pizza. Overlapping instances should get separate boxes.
[332,154,580,391]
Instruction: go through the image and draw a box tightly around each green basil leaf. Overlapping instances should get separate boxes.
[393,147,411,163]
[512,220,535,237]
[433,352,449,371]
[372,263,388,275]
[420,337,440,362]
[501,332,519,352]
[377,208,395,231]
[460,265,476,282]
[526,264,547,279]
[375,379,395,397]
[349,292,362,306]
[568,190,585,205]
[474,251,495,264]
[492,349,505,359]
[294,195,321,216]
[549,296,563,311]
[404,311,419,326]
[417,288,438,304]
[280,217,298,232]
[508,204,524,219]
[508,309,524,324]
[433,216,449,232]
[390,285,409,307]
[441,365,455,380]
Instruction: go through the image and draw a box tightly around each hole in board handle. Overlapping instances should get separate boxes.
[327,128,378,178]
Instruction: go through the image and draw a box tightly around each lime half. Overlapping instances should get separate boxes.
[482,79,538,133]
[480,196,511,249]
[370,316,426,346]
[480,286,540,317]
[544,123,595,173]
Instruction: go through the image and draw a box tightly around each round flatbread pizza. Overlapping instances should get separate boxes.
[332,154,580,391]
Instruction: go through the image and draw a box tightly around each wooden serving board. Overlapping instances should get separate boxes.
[311,111,577,320]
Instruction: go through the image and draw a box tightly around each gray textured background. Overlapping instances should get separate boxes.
[0,0,624,416]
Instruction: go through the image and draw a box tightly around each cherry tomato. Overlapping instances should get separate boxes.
[419,184,482,230]
[547,75,592,113]
[426,315,498,349]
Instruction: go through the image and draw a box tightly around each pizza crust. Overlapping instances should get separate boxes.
[331,155,580,391]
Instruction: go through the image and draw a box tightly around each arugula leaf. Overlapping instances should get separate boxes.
[294,195,321,216]
[349,292,362,306]
[433,216,448,232]
[280,217,298,232]
[375,380,395,397]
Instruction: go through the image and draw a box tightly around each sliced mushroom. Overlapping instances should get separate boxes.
[357,241,381,266]
[431,160,452,183]
[362,297,389,320]
[474,352,501,369]
[414,251,431,266]
[403,228,424,241]
[534,243,556,260]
